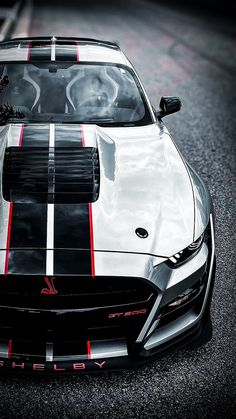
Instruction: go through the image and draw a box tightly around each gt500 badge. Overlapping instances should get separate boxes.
[108,309,148,319]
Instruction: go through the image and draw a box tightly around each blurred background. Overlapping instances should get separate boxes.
[0,1,235,418]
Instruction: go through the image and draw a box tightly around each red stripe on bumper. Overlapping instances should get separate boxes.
[27,41,32,61]
[89,203,95,278]
[8,340,13,359]
[81,124,85,147]
[4,202,13,276]
[87,340,91,360]
[19,123,24,146]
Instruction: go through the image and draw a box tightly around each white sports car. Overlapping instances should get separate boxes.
[0,37,215,373]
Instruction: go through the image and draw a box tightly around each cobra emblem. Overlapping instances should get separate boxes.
[41,276,58,295]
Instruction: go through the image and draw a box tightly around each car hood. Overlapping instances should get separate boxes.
[0,122,199,276]
[96,123,195,258]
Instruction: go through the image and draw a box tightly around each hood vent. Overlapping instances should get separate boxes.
[2,146,100,204]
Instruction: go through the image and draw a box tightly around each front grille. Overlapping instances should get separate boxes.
[0,275,155,310]
[2,146,100,204]
[0,276,157,350]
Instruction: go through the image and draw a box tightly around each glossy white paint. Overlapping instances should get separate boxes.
[0,46,28,61]
[93,123,195,259]
[90,339,128,359]
[187,164,212,241]
[93,250,164,279]
[78,44,127,65]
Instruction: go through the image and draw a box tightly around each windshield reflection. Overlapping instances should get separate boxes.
[0,63,152,126]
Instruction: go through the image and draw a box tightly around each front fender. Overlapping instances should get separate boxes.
[187,163,213,240]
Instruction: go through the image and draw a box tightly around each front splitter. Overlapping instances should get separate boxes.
[0,311,211,375]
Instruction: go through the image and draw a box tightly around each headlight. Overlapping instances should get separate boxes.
[167,232,205,268]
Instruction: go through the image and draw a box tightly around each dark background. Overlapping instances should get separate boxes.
[153,0,235,16]
[0,1,235,418]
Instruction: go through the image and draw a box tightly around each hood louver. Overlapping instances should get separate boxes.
[2,146,100,204]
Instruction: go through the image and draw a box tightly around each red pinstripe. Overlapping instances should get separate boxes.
[87,340,91,359]
[27,41,32,61]
[8,339,13,359]
[19,123,24,146]
[4,202,13,276]
[89,203,95,278]
[81,124,85,147]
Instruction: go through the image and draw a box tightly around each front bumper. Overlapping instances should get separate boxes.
[0,215,215,373]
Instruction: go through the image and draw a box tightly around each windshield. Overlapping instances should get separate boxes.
[0,62,152,126]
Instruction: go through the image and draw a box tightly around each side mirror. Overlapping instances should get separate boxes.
[157,96,181,118]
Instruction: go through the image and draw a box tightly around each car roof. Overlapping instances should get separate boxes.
[0,37,130,66]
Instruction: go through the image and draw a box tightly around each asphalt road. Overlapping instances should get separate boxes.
[0,1,236,417]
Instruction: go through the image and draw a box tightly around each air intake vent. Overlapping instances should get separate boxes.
[2,146,100,204]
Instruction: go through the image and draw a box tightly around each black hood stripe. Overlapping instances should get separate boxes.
[53,124,93,276]
[28,40,78,62]
[7,124,49,275]
[54,205,92,275]
[9,205,48,249]
[8,207,47,277]
[56,42,78,61]
[8,250,47,275]
[28,41,51,62]
[55,125,83,147]
[21,125,50,147]
[5,124,96,276]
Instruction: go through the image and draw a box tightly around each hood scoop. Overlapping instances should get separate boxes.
[2,146,100,204]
